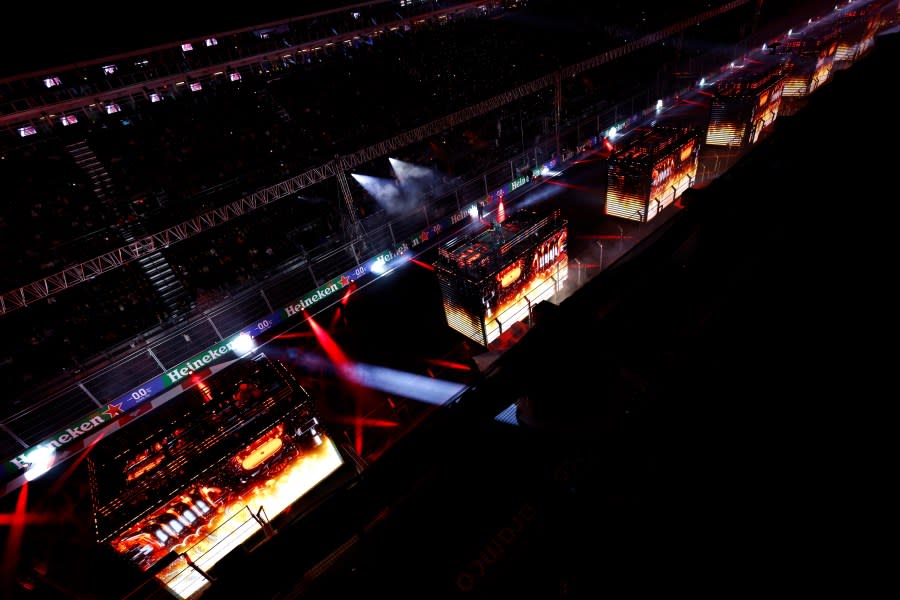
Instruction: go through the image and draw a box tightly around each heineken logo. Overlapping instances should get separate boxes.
[8,405,120,470]
[284,280,342,317]
[164,335,244,384]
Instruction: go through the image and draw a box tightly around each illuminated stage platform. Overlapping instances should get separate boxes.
[833,0,885,69]
[87,354,343,599]
[605,126,701,223]
[779,26,839,115]
[435,208,567,348]
[704,56,787,149]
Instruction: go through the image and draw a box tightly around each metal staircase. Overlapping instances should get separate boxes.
[65,139,190,318]
[64,139,117,205]
[117,222,192,319]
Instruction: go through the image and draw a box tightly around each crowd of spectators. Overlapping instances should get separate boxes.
[163,194,340,310]
[86,82,304,225]
[0,1,481,95]
[0,0,758,417]
[0,262,170,409]
[0,138,127,291]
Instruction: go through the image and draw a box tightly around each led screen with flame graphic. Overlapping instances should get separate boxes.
[485,230,566,317]
[498,260,523,288]
[436,210,567,347]
[111,434,343,599]
[750,84,783,145]
[91,354,344,600]
[607,129,700,222]
[809,61,833,93]
[454,231,569,344]
[679,140,696,163]
[705,122,747,147]
[706,79,784,148]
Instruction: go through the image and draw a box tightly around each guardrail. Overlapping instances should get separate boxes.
[1,5,838,489]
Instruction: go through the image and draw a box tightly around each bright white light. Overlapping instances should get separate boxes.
[388,157,433,182]
[762,43,767,51]
[809,18,813,24]
[370,258,387,275]
[731,61,736,69]
[229,72,241,82]
[468,204,480,219]
[23,446,55,481]
[788,28,793,36]
[181,43,193,52]
[656,99,663,112]
[347,362,467,406]
[699,77,706,87]
[607,126,618,139]
[351,172,407,214]
[150,93,161,103]
[541,166,562,178]
[231,333,255,355]
[189,82,202,92]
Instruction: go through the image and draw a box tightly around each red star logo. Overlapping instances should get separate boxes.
[420,231,429,242]
[103,403,124,419]
[340,274,350,286]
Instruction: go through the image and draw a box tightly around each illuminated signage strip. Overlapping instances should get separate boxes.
[1,199,482,482]
[3,119,599,485]
[0,357,243,495]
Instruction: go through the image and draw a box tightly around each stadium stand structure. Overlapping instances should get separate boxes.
[3,0,860,483]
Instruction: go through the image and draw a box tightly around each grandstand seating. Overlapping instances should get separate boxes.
[0,138,122,289]
[0,0,762,418]
[0,263,169,412]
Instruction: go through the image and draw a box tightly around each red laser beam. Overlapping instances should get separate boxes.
[422,358,473,371]
[0,512,63,526]
[2,482,28,589]
[327,416,400,428]
[340,282,355,306]
[544,180,604,194]
[273,331,315,339]
[576,234,634,240]
[410,259,435,271]
[305,311,352,370]
[330,307,342,331]
[48,430,106,496]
